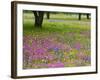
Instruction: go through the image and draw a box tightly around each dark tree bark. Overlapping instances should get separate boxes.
[33,11,44,27]
[79,13,81,20]
[87,14,90,19]
[46,12,50,19]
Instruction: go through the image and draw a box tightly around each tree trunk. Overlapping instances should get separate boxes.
[87,14,90,19]
[33,11,44,28]
[47,12,50,19]
[79,13,81,20]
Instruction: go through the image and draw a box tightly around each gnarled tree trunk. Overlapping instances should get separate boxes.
[87,14,90,19]
[33,11,44,28]
[79,13,81,20]
[47,12,50,19]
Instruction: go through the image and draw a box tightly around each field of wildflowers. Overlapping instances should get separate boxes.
[23,12,91,69]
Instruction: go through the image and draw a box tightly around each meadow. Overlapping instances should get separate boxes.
[23,12,91,69]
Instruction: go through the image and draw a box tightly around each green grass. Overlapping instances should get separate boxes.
[23,14,90,46]
[23,12,91,33]
[23,12,90,42]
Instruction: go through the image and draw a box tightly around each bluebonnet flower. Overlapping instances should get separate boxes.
[83,56,91,62]
[53,47,59,52]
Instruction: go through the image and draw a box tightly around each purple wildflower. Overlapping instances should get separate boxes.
[83,56,91,62]
[74,42,82,50]
[53,47,59,52]
[45,54,55,60]
[76,52,85,60]
[48,61,64,68]
[33,48,47,55]
[23,44,33,56]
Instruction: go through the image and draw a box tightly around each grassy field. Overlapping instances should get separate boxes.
[23,12,91,69]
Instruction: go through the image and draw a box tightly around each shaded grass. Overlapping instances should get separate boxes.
[23,12,91,21]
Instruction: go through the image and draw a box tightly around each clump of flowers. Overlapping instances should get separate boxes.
[23,34,91,69]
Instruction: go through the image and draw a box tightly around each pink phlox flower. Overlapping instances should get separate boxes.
[48,61,64,68]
